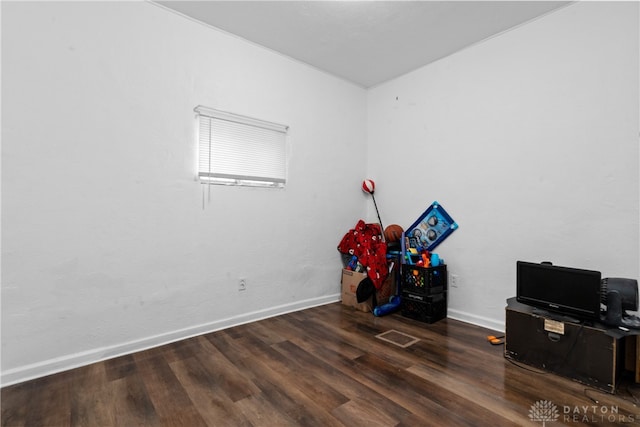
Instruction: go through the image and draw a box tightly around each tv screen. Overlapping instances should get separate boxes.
[516,261,602,320]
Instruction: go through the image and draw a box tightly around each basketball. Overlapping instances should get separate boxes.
[384,224,404,243]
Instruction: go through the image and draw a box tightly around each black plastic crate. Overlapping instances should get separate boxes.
[401,294,447,323]
[401,264,447,295]
[402,291,446,304]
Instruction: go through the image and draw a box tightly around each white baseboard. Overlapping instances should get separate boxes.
[447,308,505,333]
[1,294,341,387]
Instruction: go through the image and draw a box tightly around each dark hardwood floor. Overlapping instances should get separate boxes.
[3,302,640,426]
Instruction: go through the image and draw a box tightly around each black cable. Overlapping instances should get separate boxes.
[370,193,384,236]
[558,322,585,371]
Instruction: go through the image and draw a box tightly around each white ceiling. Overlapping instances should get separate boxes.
[155,1,571,88]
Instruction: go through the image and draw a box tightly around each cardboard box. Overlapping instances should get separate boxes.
[341,268,398,312]
[341,269,371,312]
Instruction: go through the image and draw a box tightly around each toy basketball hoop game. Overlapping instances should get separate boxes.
[401,201,458,258]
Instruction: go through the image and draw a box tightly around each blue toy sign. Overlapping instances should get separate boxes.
[402,201,458,255]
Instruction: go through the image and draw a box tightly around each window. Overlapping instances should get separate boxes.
[195,105,288,188]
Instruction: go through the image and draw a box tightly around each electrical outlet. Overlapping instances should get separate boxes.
[451,274,459,288]
[238,278,246,291]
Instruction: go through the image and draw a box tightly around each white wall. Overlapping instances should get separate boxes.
[1,1,367,385]
[367,1,639,331]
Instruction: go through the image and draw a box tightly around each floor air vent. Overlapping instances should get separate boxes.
[375,329,420,348]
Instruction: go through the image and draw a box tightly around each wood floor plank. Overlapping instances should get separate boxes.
[406,361,528,425]
[69,363,118,427]
[21,374,72,427]
[272,337,413,423]
[249,337,351,412]
[168,356,252,427]
[1,381,32,427]
[133,352,208,427]
[229,333,346,426]
[104,353,137,382]
[331,398,399,427]
[191,335,260,402]
[234,393,300,427]
[248,369,342,427]
[303,337,487,426]
[3,302,640,426]
[117,372,160,426]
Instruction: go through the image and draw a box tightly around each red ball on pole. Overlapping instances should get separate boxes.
[362,179,375,194]
[361,179,384,239]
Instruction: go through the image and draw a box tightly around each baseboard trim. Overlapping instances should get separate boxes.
[1,294,341,387]
[447,308,505,333]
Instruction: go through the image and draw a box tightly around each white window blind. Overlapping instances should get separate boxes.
[195,105,288,187]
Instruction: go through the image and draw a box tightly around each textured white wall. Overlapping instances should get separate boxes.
[1,1,367,384]
[367,2,639,330]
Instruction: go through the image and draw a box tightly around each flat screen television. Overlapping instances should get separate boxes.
[516,261,602,321]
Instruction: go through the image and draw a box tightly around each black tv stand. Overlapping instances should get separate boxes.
[505,297,622,393]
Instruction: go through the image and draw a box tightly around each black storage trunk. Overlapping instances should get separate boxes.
[401,292,447,323]
[505,300,622,393]
[401,264,447,295]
